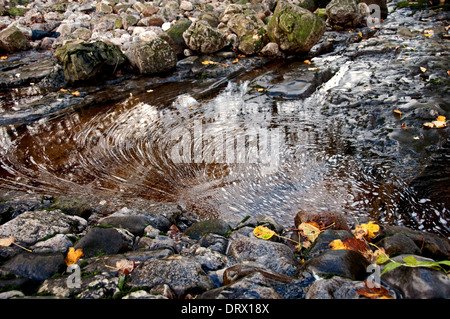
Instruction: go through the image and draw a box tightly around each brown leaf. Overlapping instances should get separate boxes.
[356,281,393,299]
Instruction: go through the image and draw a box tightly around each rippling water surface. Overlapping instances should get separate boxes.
[1,20,449,238]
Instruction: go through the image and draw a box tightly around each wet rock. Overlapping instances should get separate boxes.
[74,227,134,258]
[227,237,300,276]
[261,42,285,58]
[0,209,87,246]
[51,195,92,218]
[1,252,65,281]
[183,20,227,54]
[127,255,216,297]
[375,225,450,260]
[305,276,366,299]
[98,215,149,236]
[127,38,177,75]
[0,26,31,53]
[55,41,127,85]
[376,232,422,257]
[202,271,283,299]
[300,249,370,280]
[267,0,326,53]
[184,218,232,240]
[294,209,350,231]
[183,246,229,271]
[381,254,450,298]
[306,229,353,259]
[166,18,192,56]
[325,0,366,27]
[31,234,73,253]
[38,271,120,299]
[135,235,178,253]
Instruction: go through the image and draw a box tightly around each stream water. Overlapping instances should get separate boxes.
[0,2,449,237]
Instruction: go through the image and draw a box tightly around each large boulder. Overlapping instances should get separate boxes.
[183,20,227,54]
[267,0,326,53]
[127,38,177,75]
[0,26,31,53]
[55,41,127,85]
[0,209,87,246]
[227,13,266,55]
[127,255,216,297]
[325,0,366,27]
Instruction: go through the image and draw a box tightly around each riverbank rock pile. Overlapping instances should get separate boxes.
[0,0,384,84]
[0,192,449,299]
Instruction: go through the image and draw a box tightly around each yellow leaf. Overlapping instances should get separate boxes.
[423,116,447,129]
[361,221,380,239]
[1,56,7,60]
[359,32,363,37]
[424,33,432,37]
[253,226,276,240]
[202,60,213,65]
[304,60,312,64]
[298,222,321,242]
[393,109,402,115]
[189,106,194,110]
[329,239,346,250]
[0,235,14,247]
[65,247,84,266]
[71,91,80,96]
[60,88,68,92]
[420,67,427,73]
[232,58,239,64]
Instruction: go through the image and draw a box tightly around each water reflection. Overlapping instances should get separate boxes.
[0,79,448,236]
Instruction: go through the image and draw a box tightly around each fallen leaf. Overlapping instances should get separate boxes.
[298,222,322,242]
[65,247,83,266]
[71,91,80,97]
[420,67,427,73]
[308,67,319,71]
[232,58,239,64]
[1,56,7,60]
[352,221,379,240]
[304,60,312,64]
[359,32,363,37]
[0,235,14,247]
[423,115,447,129]
[356,282,393,299]
[202,60,213,65]
[401,123,408,130]
[253,225,276,240]
[329,239,346,250]
[393,109,402,116]
[447,70,450,76]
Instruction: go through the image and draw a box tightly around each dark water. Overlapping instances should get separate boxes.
[0,4,449,237]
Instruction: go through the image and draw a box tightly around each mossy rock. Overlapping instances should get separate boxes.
[166,18,192,55]
[267,0,325,53]
[184,219,232,240]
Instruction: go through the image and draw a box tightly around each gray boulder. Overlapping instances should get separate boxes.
[325,0,366,27]
[183,20,227,54]
[381,254,450,299]
[267,0,326,53]
[127,38,177,75]
[227,237,300,276]
[0,209,87,245]
[55,41,127,85]
[127,255,216,297]
[0,26,30,53]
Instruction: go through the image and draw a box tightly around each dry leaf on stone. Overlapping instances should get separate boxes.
[65,247,84,266]
[0,235,14,247]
